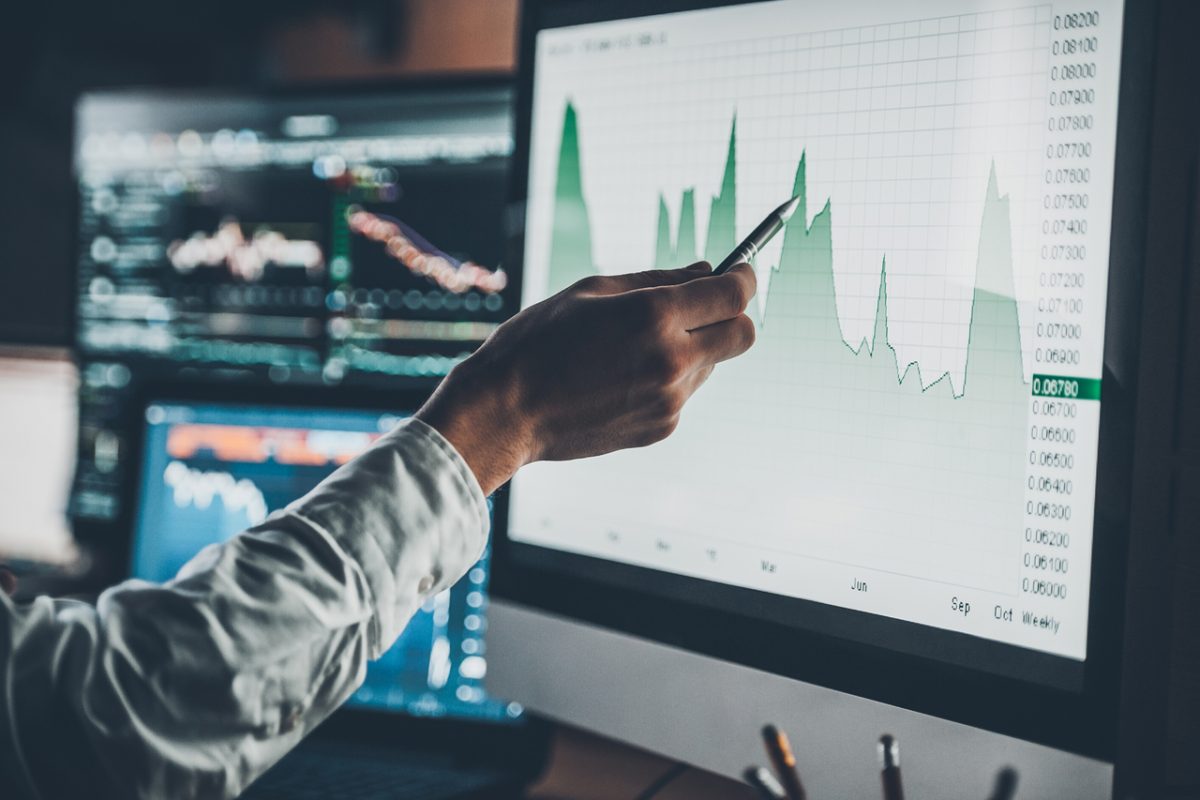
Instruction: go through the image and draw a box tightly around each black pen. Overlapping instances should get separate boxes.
[743,765,787,800]
[879,734,905,800]
[761,725,807,800]
[712,195,801,274]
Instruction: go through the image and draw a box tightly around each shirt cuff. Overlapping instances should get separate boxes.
[284,417,489,658]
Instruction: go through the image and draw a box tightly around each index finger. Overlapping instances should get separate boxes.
[665,262,757,330]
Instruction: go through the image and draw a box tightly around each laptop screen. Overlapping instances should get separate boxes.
[130,400,521,723]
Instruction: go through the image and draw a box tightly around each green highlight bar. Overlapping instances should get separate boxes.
[1032,374,1101,401]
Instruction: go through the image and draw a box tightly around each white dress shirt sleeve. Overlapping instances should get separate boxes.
[0,418,489,800]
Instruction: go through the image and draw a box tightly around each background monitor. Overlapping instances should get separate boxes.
[491,0,1154,785]
[68,80,514,557]
[74,85,514,380]
[131,400,520,723]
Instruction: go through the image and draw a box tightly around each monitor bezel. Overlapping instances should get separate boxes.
[492,0,1157,759]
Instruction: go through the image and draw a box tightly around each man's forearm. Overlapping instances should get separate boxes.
[0,420,488,800]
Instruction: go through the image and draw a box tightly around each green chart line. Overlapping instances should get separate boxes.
[545,101,1030,401]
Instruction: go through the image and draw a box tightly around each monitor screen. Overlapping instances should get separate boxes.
[508,0,1126,691]
[131,401,521,723]
[74,86,514,383]
[68,82,513,533]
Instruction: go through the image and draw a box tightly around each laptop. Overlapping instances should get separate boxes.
[129,399,547,799]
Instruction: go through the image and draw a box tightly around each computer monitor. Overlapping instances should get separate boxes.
[490,0,1155,793]
[68,81,513,547]
[74,83,514,381]
[130,400,521,723]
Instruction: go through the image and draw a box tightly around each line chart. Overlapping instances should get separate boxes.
[161,461,269,534]
[167,218,325,281]
[347,206,508,294]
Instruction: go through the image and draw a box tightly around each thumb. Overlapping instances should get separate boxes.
[582,261,711,295]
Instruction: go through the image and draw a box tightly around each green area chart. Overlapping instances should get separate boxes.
[537,99,1109,588]
[546,99,1035,403]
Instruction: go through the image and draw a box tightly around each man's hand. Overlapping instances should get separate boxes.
[416,261,757,494]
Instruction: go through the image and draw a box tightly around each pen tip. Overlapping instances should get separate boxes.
[776,195,802,222]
